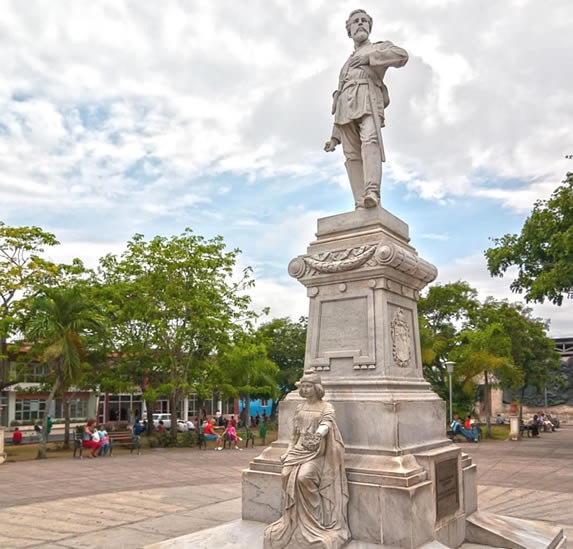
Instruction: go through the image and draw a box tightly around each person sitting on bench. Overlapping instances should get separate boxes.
[204,419,223,451]
[526,415,540,437]
[451,414,478,443]
[223,424,241,450]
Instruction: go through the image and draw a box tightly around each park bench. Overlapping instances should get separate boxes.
[73,433,84,458]
[73,430,141,457]
[195,428,207,449]
[447,425,482,443]
[221,427,256,449]
[109,431,141,455]
[520,422,539,437]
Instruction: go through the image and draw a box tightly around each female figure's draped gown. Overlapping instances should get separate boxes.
[264,400,350,548]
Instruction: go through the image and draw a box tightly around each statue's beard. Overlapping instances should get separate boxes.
[353,28,369,40]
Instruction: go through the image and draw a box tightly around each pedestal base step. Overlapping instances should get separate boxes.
[144,520,266,549]
[144,516,565,549]
[466,511,566,549]
[144,520,452,549]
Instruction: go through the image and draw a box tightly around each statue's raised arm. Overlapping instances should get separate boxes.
[324,9,408,210]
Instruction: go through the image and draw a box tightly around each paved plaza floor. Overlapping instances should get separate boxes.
[1,427,572,548]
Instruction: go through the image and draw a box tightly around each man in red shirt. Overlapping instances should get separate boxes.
[204,419,222,450]
[12,428,23,444]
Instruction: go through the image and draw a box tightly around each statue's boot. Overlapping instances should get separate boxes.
[345,159,365,209]
[362,143,382,208]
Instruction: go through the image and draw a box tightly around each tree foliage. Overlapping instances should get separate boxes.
[0,222,59,390]
[217,330,279,423]
[23,286,106,458]
[256,316,307,405]
[486,173,573,305]
[419,282,559,429]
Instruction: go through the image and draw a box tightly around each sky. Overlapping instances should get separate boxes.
[1,0,572,337]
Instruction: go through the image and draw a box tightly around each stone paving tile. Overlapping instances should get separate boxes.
[48,525,167,549]
[181,496,242,523]
[0,535,43,548]
[0,508,95,534]
[134,513,223,538]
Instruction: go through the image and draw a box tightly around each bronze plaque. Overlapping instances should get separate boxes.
[435,458,459,521]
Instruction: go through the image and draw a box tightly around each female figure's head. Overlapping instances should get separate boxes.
[298,371,325,400]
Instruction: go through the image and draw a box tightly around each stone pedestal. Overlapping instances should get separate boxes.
[243,209,470,548]
[509,416,520,440]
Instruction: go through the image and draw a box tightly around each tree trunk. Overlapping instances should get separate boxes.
[243,394,251,428]
[271,398,279,420]
[0,337,15,391]
[170,391,179,443]
[63,394,71,449]
[519,386,526,423]
[145,398,154,436]
[484,371,491,438]
[37,377,60,459]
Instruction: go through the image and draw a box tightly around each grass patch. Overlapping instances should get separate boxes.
[480,423,510,440]
[6,442,73,462]
[4,430,279,463]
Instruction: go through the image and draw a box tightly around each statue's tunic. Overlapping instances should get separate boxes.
[332,40,408,140]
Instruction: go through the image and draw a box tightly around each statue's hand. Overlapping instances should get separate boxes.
[350,52,369,67]
[324,139,338,152]
[280,453,288,463]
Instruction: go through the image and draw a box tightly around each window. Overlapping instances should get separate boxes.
[21,363,50,383]
[55,398,88,419]
[260,399,269,408]
[0,394,8,426]
[15,398,47,421]
[107,394,142,421]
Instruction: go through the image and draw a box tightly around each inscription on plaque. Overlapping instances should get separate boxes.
[435,458,459,521]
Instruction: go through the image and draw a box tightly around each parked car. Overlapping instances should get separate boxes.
[152,413,172,430]
[176,419,196,432]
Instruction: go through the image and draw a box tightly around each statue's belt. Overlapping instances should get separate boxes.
[340,78,371,92]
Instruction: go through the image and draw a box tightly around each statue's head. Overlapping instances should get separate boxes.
[298,371,325,399]
[346,9,373,39]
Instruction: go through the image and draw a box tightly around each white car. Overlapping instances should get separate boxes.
[176,419,196,432]
[152,413,172,430]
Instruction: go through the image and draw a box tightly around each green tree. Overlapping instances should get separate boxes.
[257,316,307,414]
[95,230,256,443]
[217,331,279,424]
[0,222,59,390]
[418,282,479,412]
[418,283,558,437]
[454,310,521,437]
[23,286,106,459]
[486,173,573,305]
[474,301,560,421]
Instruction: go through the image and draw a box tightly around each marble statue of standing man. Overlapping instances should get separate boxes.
[324,9,408,209]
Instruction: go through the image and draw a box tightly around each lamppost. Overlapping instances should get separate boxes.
[445,361,456,424]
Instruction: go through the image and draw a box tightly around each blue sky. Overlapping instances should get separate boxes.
[1,0,572,336]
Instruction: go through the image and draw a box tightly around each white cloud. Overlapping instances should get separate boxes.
[435,253,573,337]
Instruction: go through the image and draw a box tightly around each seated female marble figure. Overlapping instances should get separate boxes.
[264,371,350,549]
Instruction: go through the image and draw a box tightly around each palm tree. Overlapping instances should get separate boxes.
[25,286,105,459]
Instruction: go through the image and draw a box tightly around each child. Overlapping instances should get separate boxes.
[223,424,241,450]
[98,426,110,456]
